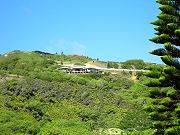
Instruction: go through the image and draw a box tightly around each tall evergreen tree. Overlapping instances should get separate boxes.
[145,0,180,134]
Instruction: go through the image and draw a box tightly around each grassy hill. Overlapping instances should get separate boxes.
[0,50,148,74]
[0,50,92,75]
[0,50,154,135]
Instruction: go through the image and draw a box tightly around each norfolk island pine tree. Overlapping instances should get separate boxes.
[144,0,180,134]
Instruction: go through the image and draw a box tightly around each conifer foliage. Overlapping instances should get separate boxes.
[145,0,180,134]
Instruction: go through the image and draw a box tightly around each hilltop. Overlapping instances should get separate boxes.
[0,50,151,73]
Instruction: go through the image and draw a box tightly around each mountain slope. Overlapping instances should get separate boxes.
[0,50,154,134]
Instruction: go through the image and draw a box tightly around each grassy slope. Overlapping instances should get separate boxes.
[0,50,153,135]
[0,50,124,69]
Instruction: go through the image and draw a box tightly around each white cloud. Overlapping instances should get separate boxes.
[45,38,87,55]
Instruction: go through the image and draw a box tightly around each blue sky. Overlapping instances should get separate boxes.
[0,0,161,63]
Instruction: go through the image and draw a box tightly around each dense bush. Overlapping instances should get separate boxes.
[121,59,146,69]
[0,51,153,134]
[0,74,151,134]
[0,109,40,135]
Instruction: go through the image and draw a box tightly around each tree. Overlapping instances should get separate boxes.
[107,62,119,69]
[145,0,180,134]
[121,60,145,69]
[113,63,119,69]
[107,61,112,68]
[61,51,64,65]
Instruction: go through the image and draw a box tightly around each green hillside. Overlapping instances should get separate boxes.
[0,50,92,75]
[0,50,154,135]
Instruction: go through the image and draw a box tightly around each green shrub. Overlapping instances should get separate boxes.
[0,109,40,135]
[38,119,96,135]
